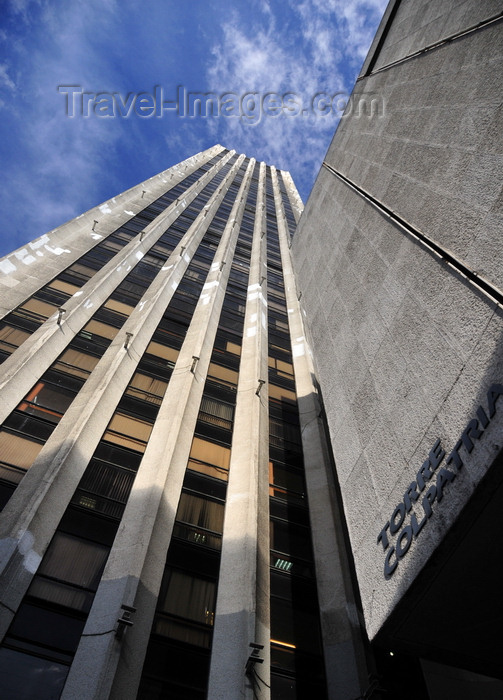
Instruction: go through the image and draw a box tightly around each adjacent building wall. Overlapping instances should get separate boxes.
[292,0,503,640]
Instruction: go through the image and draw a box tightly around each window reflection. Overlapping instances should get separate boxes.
[0,648,68,700]
[154,569,216,647]
[17,381,76,423]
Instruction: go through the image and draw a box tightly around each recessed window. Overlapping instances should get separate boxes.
[188,437,230,480]
[53,348,99,380]
[126,372,169,404]
[103,412,153,452]
[0,325,30,354]
[19,298,57,322]
[28,532,108,612]
[158,569,216,626]
[17,381,76,423]
[0,429,43,473]
[0,648,69,700]
[103,297,134,317]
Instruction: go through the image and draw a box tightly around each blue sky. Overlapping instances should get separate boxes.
[0,0,387,258]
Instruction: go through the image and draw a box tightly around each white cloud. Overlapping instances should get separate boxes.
[0,64,15,90]
[205,0,386,199]
[0,0,125,254]
[0,0,388,256]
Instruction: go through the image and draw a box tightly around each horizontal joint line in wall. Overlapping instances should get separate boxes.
[321,161,503,309]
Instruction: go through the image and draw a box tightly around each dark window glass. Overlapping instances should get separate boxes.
[0,648,69,700]
[157,569,216,626]
[176,492,224,533]
[17,381,77,424]
[8,602,85,655]
[28,532,108,612]
[269,461,306,504]
[197,396,234,431]
[270,519,313,561]
[153,569,216,647]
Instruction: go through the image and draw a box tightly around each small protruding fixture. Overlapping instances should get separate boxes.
[255,379,266,396]
[245,642,264,677]
[92,219,99,231]
[191,356,200,374]
[141,189,146,198]
[260,276,266,286]
[124,332,133,350]
[140,231,146,241]
[57,308,66,326]
[297,290,302,301]
[219,260,226,271]
[180,246,186,256]
[116,604,136,640]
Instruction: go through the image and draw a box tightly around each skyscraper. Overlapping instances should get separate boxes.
[0,146,367,700]
[2,2,500,697]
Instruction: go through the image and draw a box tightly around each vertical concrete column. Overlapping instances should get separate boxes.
[279,170,304,224]
[0,145,224,314]
[271,168,369,700]
[60,159,255,700]
[207,162,270,700]
[0,151,235,424]
[0,154,245,643]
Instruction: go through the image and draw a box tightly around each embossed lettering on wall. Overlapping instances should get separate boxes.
[377,383,503,579]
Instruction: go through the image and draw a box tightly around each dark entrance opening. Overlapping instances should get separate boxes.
[372,449,503,699]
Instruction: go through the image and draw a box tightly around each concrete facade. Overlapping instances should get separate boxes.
[1,2,501,696]
[292,0,503,690]
[0,148,367,699]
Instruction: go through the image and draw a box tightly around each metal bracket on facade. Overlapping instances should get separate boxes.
[191,356,200,374]
[139,231,146,241]
[57,308,66,326]
[219,260,226,271]
[297,290,302,301]
[245,642,264,677]
[141,190,146,198]
[115,604,136,640]
[124,332,133,350]
[92,220,99,231]
[255,379,266,396]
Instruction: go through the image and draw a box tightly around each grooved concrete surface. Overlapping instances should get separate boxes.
[292,0,503,639]
[372,0,502,70]
[329,6,503,289]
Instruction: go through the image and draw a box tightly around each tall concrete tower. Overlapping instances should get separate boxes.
[0,146,367,700]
